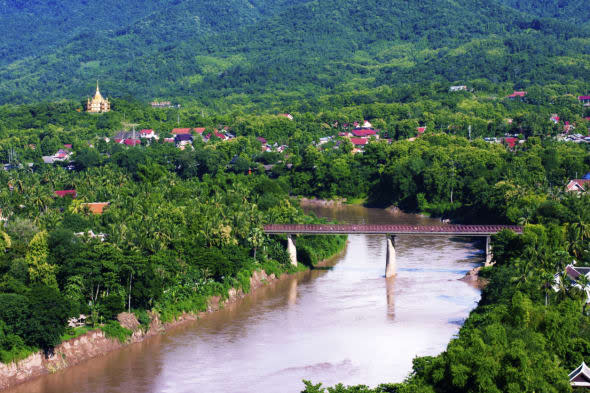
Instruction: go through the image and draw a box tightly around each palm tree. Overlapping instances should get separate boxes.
[539,270,555,307]
[247,227,265,260]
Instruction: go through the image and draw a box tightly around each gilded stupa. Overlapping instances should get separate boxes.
[86,81,110,113]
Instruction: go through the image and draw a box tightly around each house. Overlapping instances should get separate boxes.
[123,138,141,146]
[564,121,576,133]
[352,128,378,137]
[256,137,267,144]
[206,131,227,141]
[578,96,590,105]
[350,137,368,146]
[74,230,107,242]
[175,134,193,148]
[171,128,192,135]
[361,120,373,129]
[113,131,140,143]
[503,137,519,149]
[450,85,468,92]
[81,202,110,215]
[566,177,590,192]
[63,144,73,149]
[55,149,71,160]
[150,101,173,108]
[550,114,560,124]
[569,362,590,387]
[54,190,77,198]
[67,314,87,328]
[164,137,175,143]
[508,91,527,99]
[278,113,294,121]
[194,127,206,135]
[417,127,426,135]
[42,149,73,164]
[139,129,158,139]
[553,264,590,302]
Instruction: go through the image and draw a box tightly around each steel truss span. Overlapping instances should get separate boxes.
[263,224,523,236]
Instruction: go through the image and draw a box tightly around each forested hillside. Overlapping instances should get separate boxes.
[1,0,590,106]
[497,0,590,24]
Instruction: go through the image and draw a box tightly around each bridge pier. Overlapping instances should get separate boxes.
[287,234,297,267]
[485,236,493,266]
[385,235,397,278]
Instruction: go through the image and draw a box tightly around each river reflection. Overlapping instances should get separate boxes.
[5,206,481,393]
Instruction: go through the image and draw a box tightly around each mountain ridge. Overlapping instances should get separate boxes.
[0,0,589,106]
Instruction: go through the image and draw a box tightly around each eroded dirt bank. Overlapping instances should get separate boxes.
[0,270,279,391]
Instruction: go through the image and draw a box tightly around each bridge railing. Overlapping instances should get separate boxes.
[263,224,523,235]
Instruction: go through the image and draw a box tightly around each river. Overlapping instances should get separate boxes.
[6,206,482,393]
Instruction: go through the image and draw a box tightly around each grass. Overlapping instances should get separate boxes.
[100,321,133,343]
[0,346,37,364]
[345,197,367,205]
[60,326,95,342]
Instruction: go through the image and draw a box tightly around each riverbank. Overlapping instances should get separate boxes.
[459,266,490,289]
[0,269,291,391]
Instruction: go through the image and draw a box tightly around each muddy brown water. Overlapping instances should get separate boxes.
[6,206,482,393]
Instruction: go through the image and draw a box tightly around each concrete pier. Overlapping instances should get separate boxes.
[385,235,397,278]
[485,236,493,266]
[287,234,297,266]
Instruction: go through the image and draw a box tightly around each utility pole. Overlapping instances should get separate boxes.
[468,125,472,140]
[122,122,139,140]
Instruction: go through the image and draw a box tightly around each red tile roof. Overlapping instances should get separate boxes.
[124,139,141,146]
[508,91,527,98]
[567,179,590,192]
[171,128,191,135]
[503,137,519,148]
[417,127,426,134]
[350,137,368,146]
[81,202,110,215]
[194,127,206,134]
[54,190,77,198]
[578,96,590,101]
[139,129,154,135]
[352,129,377,137]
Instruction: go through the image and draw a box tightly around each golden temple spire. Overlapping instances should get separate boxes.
[93,80,104,101]
[86,80,110,113]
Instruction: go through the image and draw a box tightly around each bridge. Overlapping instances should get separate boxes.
[263,224,522,278]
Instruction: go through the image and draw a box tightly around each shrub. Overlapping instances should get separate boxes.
[100,321,132,343]
[133,309,151,331]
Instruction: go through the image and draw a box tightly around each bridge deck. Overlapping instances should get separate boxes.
[263,224,522,236]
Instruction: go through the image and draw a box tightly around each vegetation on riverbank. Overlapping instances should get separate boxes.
[0,134,346,365]
[299,144,590,391]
